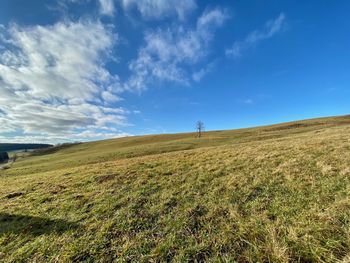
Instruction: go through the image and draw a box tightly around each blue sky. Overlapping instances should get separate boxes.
[1,0,350,143]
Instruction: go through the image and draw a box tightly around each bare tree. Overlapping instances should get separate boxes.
[196,121,205,138]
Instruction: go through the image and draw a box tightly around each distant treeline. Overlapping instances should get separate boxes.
[0,143,53,152]
[0,152,9,163]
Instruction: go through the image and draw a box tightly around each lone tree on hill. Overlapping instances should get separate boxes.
[196,121,205,138]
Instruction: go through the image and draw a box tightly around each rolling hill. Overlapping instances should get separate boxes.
[1,115,350,262]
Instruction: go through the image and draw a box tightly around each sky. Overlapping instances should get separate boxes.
[1,0,350,143]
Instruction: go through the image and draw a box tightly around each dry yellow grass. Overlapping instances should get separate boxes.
[1,115,350,262]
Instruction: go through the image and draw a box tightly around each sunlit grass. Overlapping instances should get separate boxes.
[1,116,350,262]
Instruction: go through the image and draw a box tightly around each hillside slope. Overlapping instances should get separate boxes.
[1,115,350,262]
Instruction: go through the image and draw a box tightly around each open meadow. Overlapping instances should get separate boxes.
[2,115,350,262]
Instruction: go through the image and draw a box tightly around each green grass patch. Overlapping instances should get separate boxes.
[2,115,350,262]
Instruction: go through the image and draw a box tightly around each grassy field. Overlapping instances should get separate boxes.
[2,115,350,262]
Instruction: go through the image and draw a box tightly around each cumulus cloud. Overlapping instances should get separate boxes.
[99,0,115,16]
[126,7,228,91]
[0,20,128,142]
[226,13,286,58]
[120,0,197,20]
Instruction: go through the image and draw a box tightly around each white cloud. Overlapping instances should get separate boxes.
[226,13,286,58]
[197,7,228,29]
[192,61,215,82]
[0,130,132,144]
[99,0,115,16]
[0,20,128,142]
[126,7,228,91]
[102,90,122,102]
[120,0,197,20]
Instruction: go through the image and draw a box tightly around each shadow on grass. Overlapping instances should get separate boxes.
[0,213,80,236]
